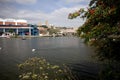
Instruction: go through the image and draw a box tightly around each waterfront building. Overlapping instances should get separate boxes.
[0,18,39,36]
[28,24,39,36]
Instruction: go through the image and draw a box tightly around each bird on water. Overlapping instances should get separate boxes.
[32,49,36,52]
[0,47,2,50]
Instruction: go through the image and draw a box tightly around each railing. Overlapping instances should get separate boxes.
[0,24,28,27]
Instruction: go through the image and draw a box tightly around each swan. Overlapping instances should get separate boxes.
[0,47,2,50]
[32,49,36,52]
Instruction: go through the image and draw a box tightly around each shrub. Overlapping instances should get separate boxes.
[18,57,75,80]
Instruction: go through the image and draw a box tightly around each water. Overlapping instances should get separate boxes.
[0,37,100,80]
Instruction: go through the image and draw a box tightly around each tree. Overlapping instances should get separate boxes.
[18,57,76,80]
[68,0,120,62]
[68,0,120,79]
[48,28,60,35]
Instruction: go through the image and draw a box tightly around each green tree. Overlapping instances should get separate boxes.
[68,0,120,79]
[48,28,60,35]
[18,57,76,80]
[68,0,120,62]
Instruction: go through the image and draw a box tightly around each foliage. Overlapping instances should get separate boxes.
[18,57,75,80]
[68,0,120,62]
[8,29,14,33]
[99,63,120,80]
[40,25,48,28]
[68,0,120,80]
[48,28,60,35]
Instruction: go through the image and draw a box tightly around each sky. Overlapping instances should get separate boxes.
[0,0,90,27]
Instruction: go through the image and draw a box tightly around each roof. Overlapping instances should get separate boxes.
[0,18,27,23]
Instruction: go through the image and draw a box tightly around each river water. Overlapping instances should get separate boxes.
[0,37,100,80]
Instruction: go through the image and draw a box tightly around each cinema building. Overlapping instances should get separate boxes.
[0,18,39,36]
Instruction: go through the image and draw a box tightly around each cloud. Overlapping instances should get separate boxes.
[0,0,37,4]
[0,1,88,27]
[0,6,87,27]
[66,0,84,3]
[15,0,37,5]
[66,0,90,3]
[48,7,84,27]
[0,0,10,3]
[29,5,87,27]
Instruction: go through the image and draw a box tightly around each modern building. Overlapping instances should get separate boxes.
[0,18,39,36]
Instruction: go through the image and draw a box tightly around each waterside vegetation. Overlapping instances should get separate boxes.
[18,57,76,80]
[68,0,120,79]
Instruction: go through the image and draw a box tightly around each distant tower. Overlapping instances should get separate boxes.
[38,21,42,26]
[45,20,51,28]
[45,20,48,26]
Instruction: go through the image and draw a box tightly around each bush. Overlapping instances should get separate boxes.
[18,57,75,80]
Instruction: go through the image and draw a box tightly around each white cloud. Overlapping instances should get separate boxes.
[15,0,37,4]
[48,7,84,27]
[66,0,84,3]
[0,0,37,4]
[66,0,90,3]
[33,5,87,27]
[0,3,88,27]
[0,0,10,2]
[15,6,86,27]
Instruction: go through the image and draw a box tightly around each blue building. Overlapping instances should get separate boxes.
[29,24,39,36]
[0,18,39,36]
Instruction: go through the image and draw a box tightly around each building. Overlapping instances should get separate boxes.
[0,18,38,36]
[28,24,39,36]
[57,27,78,36]
[37,24,49,36]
